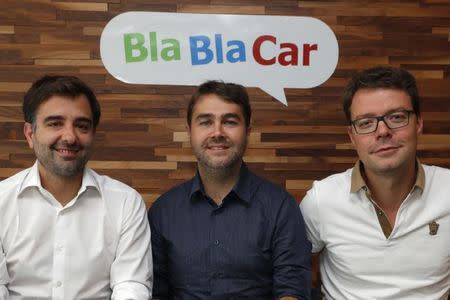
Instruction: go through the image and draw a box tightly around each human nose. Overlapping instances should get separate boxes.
[211,121,224,137]
[61,125,77,144]
[375,118,392,137]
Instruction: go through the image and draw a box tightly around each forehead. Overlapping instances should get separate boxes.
[351,88,412,116]
[35,95,93,120]
[193,94,243,117]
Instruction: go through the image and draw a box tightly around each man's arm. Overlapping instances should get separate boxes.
[272,195,312,300]
[0,287,7,300]
[147,205,170,299]
[299,185,326,300]
[110,192,153,300]
[299,188,325,254]
[0,239,9,300]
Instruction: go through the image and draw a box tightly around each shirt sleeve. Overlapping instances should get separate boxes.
[0,287,8,300]
[0,240,9,300]
[299,184,325,253]
[272,195,312,300]
[147,204,170,299]
[110,192,153,300]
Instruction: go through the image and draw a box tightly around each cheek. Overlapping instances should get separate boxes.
[399,133,419,151]
[385,128,416,146]
[352,137,372,154]
[80,134,94,145]
[405,130,419,142]
[189,132,205,146]
[32,132,53,146]
[227,128,247,140]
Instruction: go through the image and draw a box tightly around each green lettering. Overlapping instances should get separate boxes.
[124,33,148,63]
[161,39,181,61]
[150,32,158,61]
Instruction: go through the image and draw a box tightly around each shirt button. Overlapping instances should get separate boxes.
[56,281,62,287]
[377,210,383,216]
[214,240,219,246]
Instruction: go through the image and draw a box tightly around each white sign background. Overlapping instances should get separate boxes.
[100,12,339,105]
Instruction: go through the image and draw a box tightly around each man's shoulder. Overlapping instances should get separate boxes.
[159,178,193,200]
[0,168,33,219]
[247,170,290,197]
[422,164,450,193]
[310,167,353,191]
[86,168,141,200]
[0,167,32,196]
[87,168,134,191]
[301,167,353,209]
[242,170,298,211]
[150,178,194,210]
[423,164,450,177]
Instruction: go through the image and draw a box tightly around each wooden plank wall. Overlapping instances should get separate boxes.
[1,0,449,209]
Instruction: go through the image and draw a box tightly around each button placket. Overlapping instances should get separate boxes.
[210,205,224,292]
[51,210,68,300]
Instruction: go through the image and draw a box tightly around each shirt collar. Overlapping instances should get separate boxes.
[19,161,101,196]
[189,162,253,206]
[350,159,425,193]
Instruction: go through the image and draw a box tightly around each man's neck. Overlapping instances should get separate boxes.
[362,161,417,217]
[198,162,242,205]
[38,165,83,207]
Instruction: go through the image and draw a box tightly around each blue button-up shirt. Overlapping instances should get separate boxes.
[148,164,311,299]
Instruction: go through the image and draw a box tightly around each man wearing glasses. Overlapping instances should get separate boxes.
[300,67,450,299]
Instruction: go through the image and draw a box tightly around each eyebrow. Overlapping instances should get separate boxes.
[222,113,241,120]
[195,113,214,121]
[43,115,93,125]
[195,113,241,121]
[353,107,412,120]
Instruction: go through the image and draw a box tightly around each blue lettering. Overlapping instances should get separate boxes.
[215,34,224,64]
[190,35,214,65]
[226,40,246,63]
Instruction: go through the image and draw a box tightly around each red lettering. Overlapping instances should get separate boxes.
[279,43,298,66]
[303,44,318,66]
[253,35,276,65]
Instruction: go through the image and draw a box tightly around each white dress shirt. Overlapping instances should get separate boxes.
[0,162,153,300]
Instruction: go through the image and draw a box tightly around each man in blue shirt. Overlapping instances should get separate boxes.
[148,80,311,299]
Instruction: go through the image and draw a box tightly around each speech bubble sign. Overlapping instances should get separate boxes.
[100,12,339,105]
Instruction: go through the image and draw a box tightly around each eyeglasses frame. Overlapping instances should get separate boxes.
[351,110,416,134]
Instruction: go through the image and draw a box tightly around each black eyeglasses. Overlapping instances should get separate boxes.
[351,110,415,134]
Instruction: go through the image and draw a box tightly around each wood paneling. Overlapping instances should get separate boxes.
[1,0,449,210]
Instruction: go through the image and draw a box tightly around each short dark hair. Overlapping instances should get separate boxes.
[23,75,101,129]
[187,80,251,128]
[342,66,420,123]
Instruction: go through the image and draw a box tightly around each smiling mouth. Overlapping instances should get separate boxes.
[207,145,229,150]
[52,146,81,158]
[56,148,78,153]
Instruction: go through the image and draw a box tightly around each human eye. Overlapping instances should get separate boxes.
[223,119,239,126]
[198,119,212,126]
[47,121,63,128]
[387,111,408,123]
[355,118,375,129]
[76,122,92,132]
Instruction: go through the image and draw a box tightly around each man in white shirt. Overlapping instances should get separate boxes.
[300,67,450,300]
[0,75,153,300]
